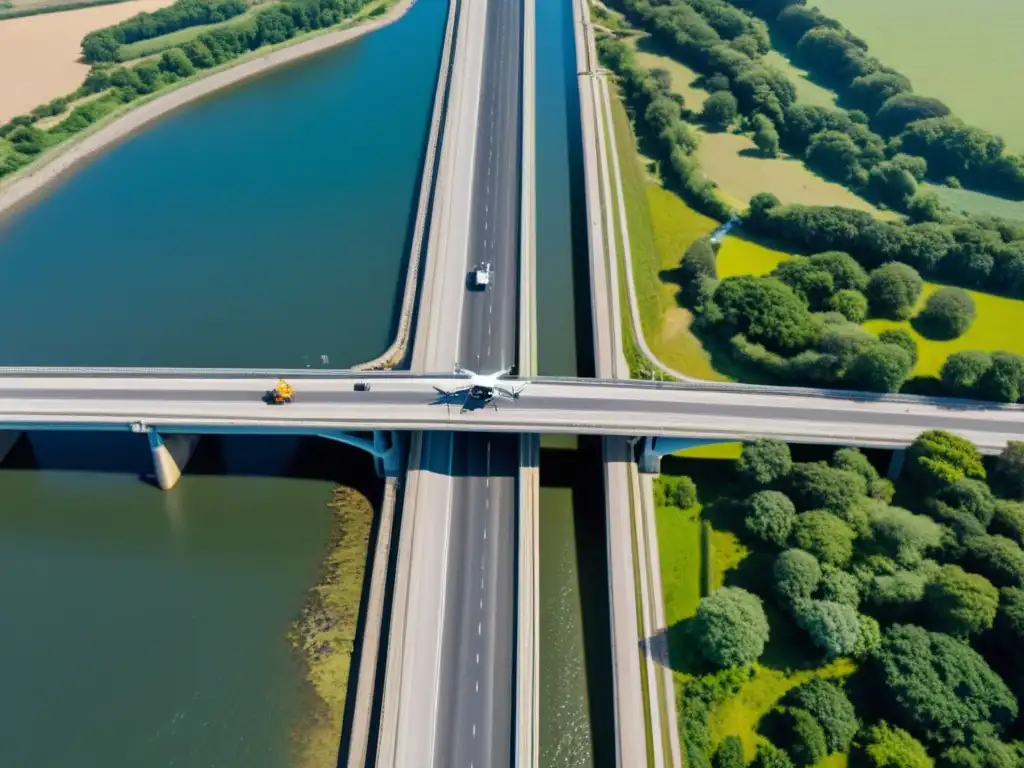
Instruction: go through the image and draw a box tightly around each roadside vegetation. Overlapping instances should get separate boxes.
[595,0,1024,402]
[290,485,372,768]
[0,0,386,183]
[0,0,136,20]
[658,432,1024,766]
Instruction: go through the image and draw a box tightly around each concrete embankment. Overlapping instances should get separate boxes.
[0,0,416,218]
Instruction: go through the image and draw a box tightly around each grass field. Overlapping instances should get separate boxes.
[863,283,1024,377]
[625,34,884,214]
[656,455,857,763]
[924,182,1024,223]
[762,49,836,109]
[118,2,267,59]
[811,0,1024,152]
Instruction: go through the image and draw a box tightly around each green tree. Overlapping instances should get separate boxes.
[806,130,862,184]
[923,564,999,637]
[809,251,870,291]
[990,500,1024,546]
[868,505,944,566]
[786,706,829,766]
[849,342,913,393]
[701,91,739,129]
[978,352,1024,403]
[869,161,918,207]
[794,599,862,658]
[937,479,996,528]
[878,329,918,366]
[713,735,744,768]
[941,351,993,396]
[774,548,822,604]
[962,535,1024,588]
[916,287,976,339]
[738,438,792,486]
[693,587,770,668]
[159,47,195,78]
[794,511,856,566]
[992,442,1024,501]
[786,678,858,753]
[872,623,1017,747]
[907,191,947,223]
[712,276,820,353]
[860,722,933,768]
[752,742,794,768]
[866,262,923,320]
[829,289,868,322]
[752,113,780,156]
[906,430,986,495]
[848,71,912,113]
[820,563,861,608]
[789,462,867,514]
[772,259,836,309]
[746,490,797,547]
[873,93,951,136]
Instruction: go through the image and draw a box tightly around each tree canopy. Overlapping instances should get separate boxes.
[915,287,976,340]
[693,587,770,667]
[738,438,792,486]
[746,490,797,547]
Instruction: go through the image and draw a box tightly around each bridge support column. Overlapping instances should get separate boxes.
[0,430,22,465]
[638,436,731,474]
[148,431,199,491]
[887,448,906,481]
[315,430,404,478]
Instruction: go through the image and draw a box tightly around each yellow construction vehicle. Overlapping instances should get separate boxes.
[267,379,294,405]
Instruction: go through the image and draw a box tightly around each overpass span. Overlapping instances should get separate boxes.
[0,375,1020,453]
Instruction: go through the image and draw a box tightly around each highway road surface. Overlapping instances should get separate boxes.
[434,0,522,761]
[1,377,1024,452]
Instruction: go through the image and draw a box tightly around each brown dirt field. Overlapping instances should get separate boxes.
[0,0,173,124]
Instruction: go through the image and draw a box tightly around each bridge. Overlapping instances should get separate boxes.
[0,370,1020,470]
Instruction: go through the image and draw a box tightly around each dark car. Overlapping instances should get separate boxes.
[354,381,371,392]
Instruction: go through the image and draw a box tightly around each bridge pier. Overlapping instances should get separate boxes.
[147,431,199,491]
[887,448,906,481]
[637,436,731,474]
[0,430,21,465]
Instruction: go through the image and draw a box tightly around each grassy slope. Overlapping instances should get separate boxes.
[290,486,372,767]
[924,182,1024,224]
[656,451,855,763]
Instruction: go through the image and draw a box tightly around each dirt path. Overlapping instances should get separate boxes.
[0,0,174,124]
[0,0,416,217]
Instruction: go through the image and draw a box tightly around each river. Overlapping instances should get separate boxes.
[0,1,446,765]
[0,0,447,369]
[535,0,614,763]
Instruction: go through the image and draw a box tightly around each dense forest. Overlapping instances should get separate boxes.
[676,433,1024,767]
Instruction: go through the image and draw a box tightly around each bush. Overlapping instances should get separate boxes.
[937,479,996,528]
[786,706,829,766]
[793,511,856,566]
[866,262,923,320]
[665,476,698,508]
[962,534,1024,588]
[923,564,999,637]
[786,678,858,753]
[992,441,1024,501]
[693,587,770,667]
[878,328,918,366]
[941,350,993,396]
[752,113,780,156]
[829,288,867,322]
[859,721,933,768]
[820,564,861,608]
[990,500,1024,546]
[713,735,744,768]
[746,490,797,547]
[752,742,794,768]
[915,287,976,339]
[774,548,822,604]
[712,276,820,353]
[789,462,867,514]
[701,90,739,128]
[872,623,1017,747]
[849,342,913,393]
[794,599,862,658]
[906,430,986,495]
[978,351,1024,403]
[738,438,792,486]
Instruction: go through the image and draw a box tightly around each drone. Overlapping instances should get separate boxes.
[433,364,530,412]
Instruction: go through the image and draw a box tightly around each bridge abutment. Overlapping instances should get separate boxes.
[148,431,199,491]
[887,448,906,481]
[0,430,22,465]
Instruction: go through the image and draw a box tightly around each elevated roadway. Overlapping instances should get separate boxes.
[0,375,1021,453]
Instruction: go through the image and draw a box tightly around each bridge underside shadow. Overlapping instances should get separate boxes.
[0,432,387,501]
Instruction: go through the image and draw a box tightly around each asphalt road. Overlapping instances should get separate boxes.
[432,0,522,761]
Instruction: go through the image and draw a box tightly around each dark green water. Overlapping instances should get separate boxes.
[0,0,446,368]
[535,0,612,763]
[0,433,381,767]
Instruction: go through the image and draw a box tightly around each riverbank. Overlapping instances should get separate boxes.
[290,485,374,768]
[0,0,415,217]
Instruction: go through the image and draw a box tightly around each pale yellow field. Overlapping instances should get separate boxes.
[0,0,173,124]
[698,130,885,214]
